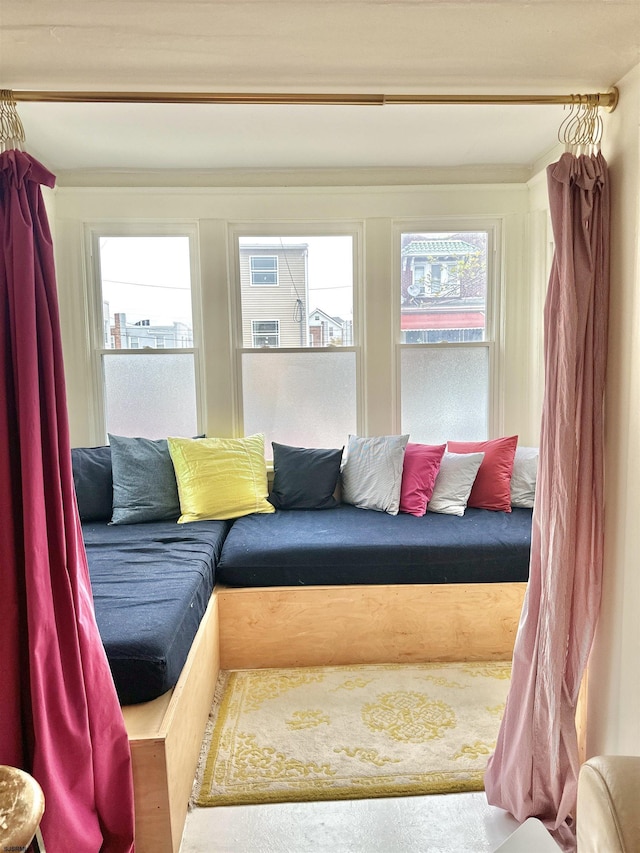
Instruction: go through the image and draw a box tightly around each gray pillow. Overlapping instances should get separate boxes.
[341,434,409,515]
[109,434,181,525]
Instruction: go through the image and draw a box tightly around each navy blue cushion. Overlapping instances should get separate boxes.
[270,442,343,510]
[71,446,113,522]
[83,518,229,704]
[217,504,532,587]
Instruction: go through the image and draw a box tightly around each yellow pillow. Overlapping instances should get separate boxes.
[167,434,275,522]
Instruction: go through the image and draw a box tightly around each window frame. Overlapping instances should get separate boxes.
[393,218,503,441]
[251,318,280,348]
[249,255,279,286]
[84,222,204,444]
[228,222,364,447]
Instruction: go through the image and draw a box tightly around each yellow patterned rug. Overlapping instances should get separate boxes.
[194,662,510,807]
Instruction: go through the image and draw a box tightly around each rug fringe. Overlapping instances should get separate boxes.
[189,669,230,808]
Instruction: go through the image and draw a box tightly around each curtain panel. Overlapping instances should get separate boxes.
[484,151,610,849]
[0,150,135,852]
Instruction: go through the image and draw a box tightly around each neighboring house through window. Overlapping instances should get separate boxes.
[236,233,357,451]
[308,307,352,346]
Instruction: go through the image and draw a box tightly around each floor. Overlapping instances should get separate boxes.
[179,791,524,852]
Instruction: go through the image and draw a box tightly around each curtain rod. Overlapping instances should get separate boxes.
[11,88,620,111]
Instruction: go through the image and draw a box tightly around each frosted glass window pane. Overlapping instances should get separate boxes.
[103,353,197,439]
[242,351,356,451]
[401,347,488,444]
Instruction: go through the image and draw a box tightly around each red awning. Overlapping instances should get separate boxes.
[401,311,485,330]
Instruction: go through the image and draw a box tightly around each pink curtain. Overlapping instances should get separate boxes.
[0,150,135,852]
[485,151,610,849]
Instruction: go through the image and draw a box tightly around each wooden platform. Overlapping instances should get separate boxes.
[122,580,527,852]
[122,594,220,853]
[217,582,527,669]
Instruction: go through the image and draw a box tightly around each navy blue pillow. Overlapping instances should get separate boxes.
[71,445,113,522]
[269,442,343,510]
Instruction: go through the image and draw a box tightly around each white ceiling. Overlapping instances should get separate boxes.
[2,1,639,180]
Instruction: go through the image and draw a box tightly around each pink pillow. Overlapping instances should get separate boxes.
[447,436,518,512]
[399,443,446,516]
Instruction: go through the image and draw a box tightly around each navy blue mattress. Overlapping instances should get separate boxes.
[83,519,229,705]
[216,504,532,587]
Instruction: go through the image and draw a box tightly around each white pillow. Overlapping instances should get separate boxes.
[341,434,409,515]
[428,451,485,516]
[510,446,539,508]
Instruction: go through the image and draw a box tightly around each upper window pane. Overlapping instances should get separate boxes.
[239,236,353,348]
[98,236,194,349]
[401,231,488,344]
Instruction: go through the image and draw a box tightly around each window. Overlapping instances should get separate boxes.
[252,319,280,348]
[399,227,496,443]
[235,232,358,452]
[250,256,278,285]
[90,231,199,440]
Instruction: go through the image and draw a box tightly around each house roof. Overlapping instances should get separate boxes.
[309,307,344,326]
[402,240,478,257]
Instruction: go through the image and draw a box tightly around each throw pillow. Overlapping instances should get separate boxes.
[510,445,539,508]
[109,434,182,525]
[428,451,485,516]
[447,435,518,512]
[341,434,409,516]
[71,445,113,522]
[270,442,343,510]
[168,433,274,522]
[399,442,447,517]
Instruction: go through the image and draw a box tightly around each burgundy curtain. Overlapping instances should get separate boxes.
[484,151,610,849]
[0,150,135,851]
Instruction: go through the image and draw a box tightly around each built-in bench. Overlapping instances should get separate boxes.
[124,580,528,853]
[72,440,537,851]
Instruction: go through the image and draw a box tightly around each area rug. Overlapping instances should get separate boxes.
[194,661,511,807]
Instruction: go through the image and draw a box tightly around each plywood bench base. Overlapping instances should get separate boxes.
[122,580,527,851]
[217,582,527,670]
[122,594,220,853]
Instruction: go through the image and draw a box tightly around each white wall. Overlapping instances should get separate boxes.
[42,185,56,242]
[52,182,537,448]
[587,63,640,757]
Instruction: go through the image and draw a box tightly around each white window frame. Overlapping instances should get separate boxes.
[229,222,364,444]
[84,222,204,444]
[394,218,503,440]
[250,255,279,286]
[251,319,280,348]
